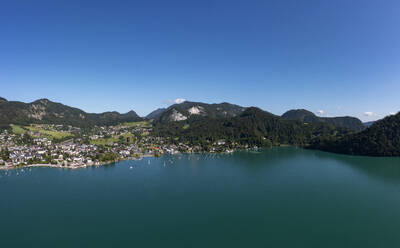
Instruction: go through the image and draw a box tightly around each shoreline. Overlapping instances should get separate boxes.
[0,147,274,171]
[0,149,247,171]
[0,154,155,171]
[3,146,397,171]
[0,147,292,171]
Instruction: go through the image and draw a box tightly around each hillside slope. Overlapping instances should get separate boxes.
[282,109,365,131]
[153,107,350,147]
[309,112,400,156]
[156,101,246,123]
[146,108,167,120]
[0,98,142,127]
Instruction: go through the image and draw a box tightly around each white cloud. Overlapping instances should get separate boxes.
[173,98,186,104]
[316,110,324,115]
[165,98,186,105]
[389,112,396,116]
[364,112,374,117]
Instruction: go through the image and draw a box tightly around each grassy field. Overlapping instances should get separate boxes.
[11,124,73,140]
[90,137,117,145]
[25,125,73,140]
[11,125,26,134]
[90,133,135,145]
[41,130,72,139]
[122,121,152,128]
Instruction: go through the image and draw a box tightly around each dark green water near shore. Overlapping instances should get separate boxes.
[1,147,400,247]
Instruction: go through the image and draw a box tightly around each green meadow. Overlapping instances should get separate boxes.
[11,125,73,140]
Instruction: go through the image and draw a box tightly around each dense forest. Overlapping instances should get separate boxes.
[153,107,352,148]
[281,109,365,131]
[309,112,400,156]
[152,101,246,122]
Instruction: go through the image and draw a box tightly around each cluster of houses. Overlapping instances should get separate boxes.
[0,123,176,169]
[0,133,98,168]
[0,122,243,169]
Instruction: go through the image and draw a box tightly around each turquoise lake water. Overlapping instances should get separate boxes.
[1,147,400,247]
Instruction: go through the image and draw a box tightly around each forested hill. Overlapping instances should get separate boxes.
[309,112,400,156]
[282,109,365,131]
[0,97,142,127]
[153,101,246,122]
[153,107,351,148]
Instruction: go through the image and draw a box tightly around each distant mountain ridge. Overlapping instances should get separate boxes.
[281,109,365,131]
[363,121,375,127]
[0,97,142,127]
[146,108,167,120]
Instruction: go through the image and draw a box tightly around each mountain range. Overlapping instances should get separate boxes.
[152,106,352,147]
[1,96,398,157]
[0,97,366,130]
[148,102,365,132]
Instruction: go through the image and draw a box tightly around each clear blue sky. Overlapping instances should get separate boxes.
[1,0,399,121]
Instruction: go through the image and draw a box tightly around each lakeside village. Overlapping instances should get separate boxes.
[0,122,242,170]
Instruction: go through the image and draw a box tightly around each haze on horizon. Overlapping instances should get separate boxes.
[1,0,399,122]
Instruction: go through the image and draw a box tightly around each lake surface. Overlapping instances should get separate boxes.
[1,147,400,247]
